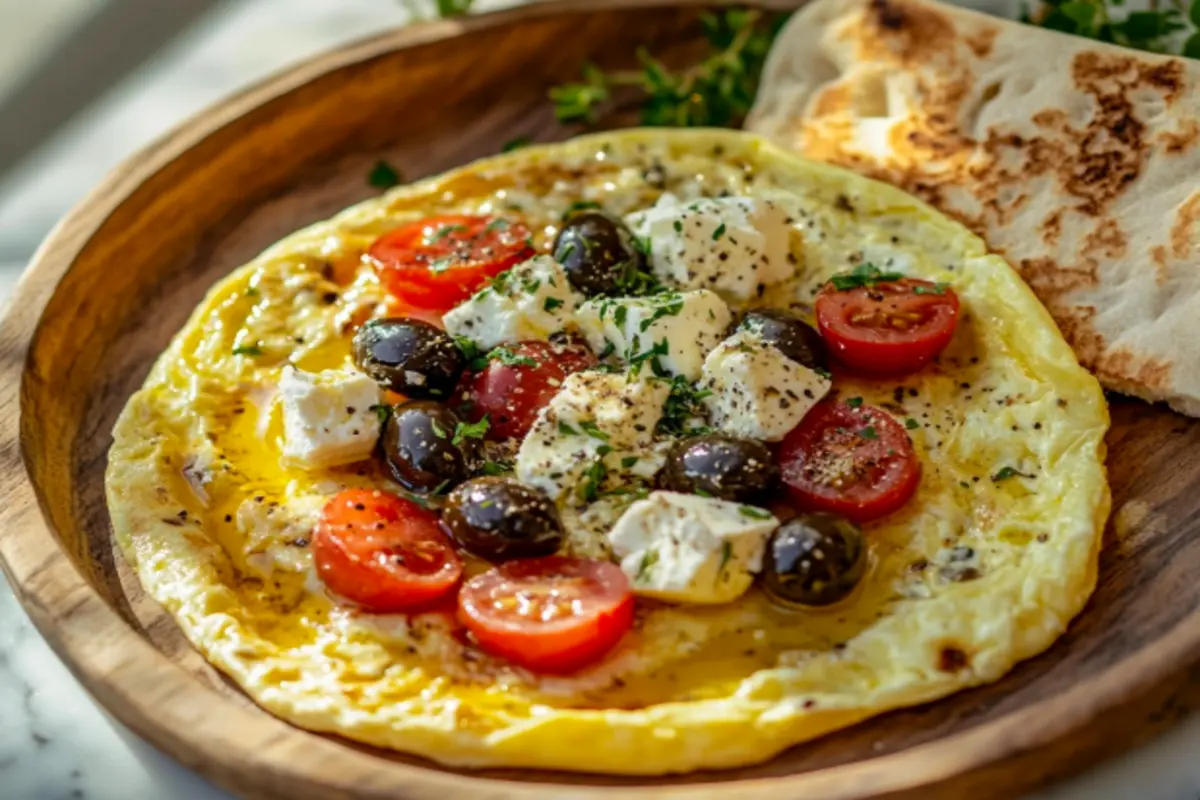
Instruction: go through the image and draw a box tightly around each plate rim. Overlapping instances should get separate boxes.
[0,1,1195,797]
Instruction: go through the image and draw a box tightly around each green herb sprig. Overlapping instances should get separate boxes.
[549,10,789,127]
[1023,0,1200,57]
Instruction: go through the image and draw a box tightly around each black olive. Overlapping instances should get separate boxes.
[353,318,464,399]
[443,477,563,561]
[552,210,643,296]
[739,309,829,371]
[382,401,479,493]
[658,434,778,503]
[762,514,865,606]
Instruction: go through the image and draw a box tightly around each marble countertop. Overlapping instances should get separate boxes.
[3,1,1200,798]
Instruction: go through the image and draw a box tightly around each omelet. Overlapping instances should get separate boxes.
[106,129,1109,774]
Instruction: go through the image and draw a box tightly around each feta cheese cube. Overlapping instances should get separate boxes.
[278,366,383,468]
[625,194,794,301]
[516,371,669,501]
[608,491,778,604]
[443,255,581,350]
[700,330,831,442]
[577,289,732,381]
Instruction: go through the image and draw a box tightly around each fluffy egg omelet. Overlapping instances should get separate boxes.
[106,129,1109,774]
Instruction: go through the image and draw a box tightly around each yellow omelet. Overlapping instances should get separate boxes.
[106,129,1109,774]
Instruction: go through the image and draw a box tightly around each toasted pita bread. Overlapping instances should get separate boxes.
[748,0,1200,414]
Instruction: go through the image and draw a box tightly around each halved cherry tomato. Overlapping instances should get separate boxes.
[815,278,959,375]
[313,489,463,612]
[458,556,635,673]
[459,339,597,441]
[368,214,535,313]
[779,401,920,523]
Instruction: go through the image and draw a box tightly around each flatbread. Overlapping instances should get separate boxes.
[747,0,1200,414]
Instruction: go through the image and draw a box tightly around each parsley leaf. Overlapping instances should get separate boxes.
[576,459,609,502]
[370,404,392,425]
[481,459,513,476]
[860,426,878,440]
[367,160,401,189]
[991,466,1033,482]
[846,396,864,408]
[501,135,532,153]
[561,200,602,220]
[621,456,640,469]
[657,375,713,436]
[636,548,660,582]
[488,346,538,368]
[1023,0,1196,56]
[430,419,447,439]
[712,222,727,241]
[452,416,489,446]
[232,345,263,357]
[829,263,906,292]
[543,296,565,312]
[738,506,773,520]
[558,421,580,436]
[912,282,950,295]
[434,0,474,16]
[716,541,734,580]
[905,417,920,430]
[579,420,611,441]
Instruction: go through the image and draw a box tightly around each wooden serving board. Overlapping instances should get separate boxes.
[2,2,1200,798]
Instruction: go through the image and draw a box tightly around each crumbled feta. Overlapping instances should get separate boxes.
[577,289,732,381]
[608,491,778,604]
[699,330,831,441]
[278,366,383,468]
[625,194,794,301]
[516,371,669,501]
[443,255,581,350]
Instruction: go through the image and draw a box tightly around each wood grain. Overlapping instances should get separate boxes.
[3,1,1200,798]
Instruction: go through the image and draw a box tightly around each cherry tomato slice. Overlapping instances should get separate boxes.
[815,278,959,375]
[779,401,920,523]
[458,556,635,673]
[368,214,535,313]
[460,339,597,441]
[313,489,463,612]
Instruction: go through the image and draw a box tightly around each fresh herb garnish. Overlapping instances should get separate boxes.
[621,456,640,469]
[543,296,565,312]
[482,459,514,476]
[433,0,474,16]
[562,200,602,220]
[738,506,773,520]
[694,487,715,498]
[991,466,1033,482]
[657,375,713,436]
[427,223,466,243]
[846,396,864,408]
[558,421,580,436]
[860,426,878,440]
[712,222,727,241]
[430,419,447,439]
[627,338,670,377]
[232,345,263,357]
[829,262,906,291]
[548,10,789,127]
[614,305,629,327]
[367,160,401,189]
[577,459,609,502]
[245,286,259,297]
[370,404,393,425]
[716,541,734,579]
[501,135,532,152]
[579,420,611,441]
[1022,0,1199,57]
[905,417,921,430]
[636,548,660,582]
[488,346,538,368]
[452,416,489,446]
[913,283,950,295]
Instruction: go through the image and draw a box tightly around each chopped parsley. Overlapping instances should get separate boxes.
[501,135,532,152]
[484,218,510,233]
[640,293,684,331]
[614,305,628,327]
[627,337,670,377]
[488,346,538,368]
[991,466,1033,482]
[621,456,640,469]
[716,541,734,578]
[367,160,401,189]
[576,459,609,502]
[673,220,683,233]
[657,376,713,436]
[244,286,259,297]
[430,419,448,439]
[579,420,610,441]
[815,367,833,380]
[913,282,950,295]
[636,548,660,582]
[562,200,602,220]
[694,487,715,498]
[558,421,580,436]
[905,417,920,430]
[427,223,466,243]
[829,262,905,291]
[452,416,489,446]
[543,296,565,312]
[738,506,773,520]
[481,459,514,476]
[232,345,263,357]
[370,404,393,424]
[860,426,878,440]
[632,235,652,256]
[711,222,727,241]
[846,396,864,408]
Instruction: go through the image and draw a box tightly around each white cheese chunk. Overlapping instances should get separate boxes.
[442,255,581,350]
[516,371,669,501]
[577,289,732,381]
[608,491,778,604]
[278,366,383,468]
[624,194,793,301]
[699,330,831,442]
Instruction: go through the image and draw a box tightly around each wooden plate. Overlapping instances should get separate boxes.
[3,1,1200,798]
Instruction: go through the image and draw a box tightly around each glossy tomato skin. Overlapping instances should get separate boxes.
[368,214,535,313]
[460,339,597,441]
[458,556,635,673]
[815,279,959,376]
[313,489,463,612]
[779,401,921,524]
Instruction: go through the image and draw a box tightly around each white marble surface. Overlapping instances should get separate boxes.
[3,1,1200,798]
